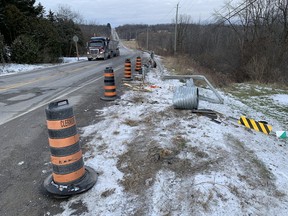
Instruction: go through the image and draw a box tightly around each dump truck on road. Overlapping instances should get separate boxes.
[87,37,120,61]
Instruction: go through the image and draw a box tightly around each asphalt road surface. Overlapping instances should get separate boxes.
[0,47,141,216]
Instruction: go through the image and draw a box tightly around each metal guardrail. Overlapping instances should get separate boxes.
[162,75,224,104]
[147,51,223,104]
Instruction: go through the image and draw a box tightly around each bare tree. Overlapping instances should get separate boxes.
[213,0,288,82]
[56,4,84,24]
[114,0,287,84]
[177,15,191,53]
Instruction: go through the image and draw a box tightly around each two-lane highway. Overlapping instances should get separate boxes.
[0,47,141,216]
[0,48,134,125]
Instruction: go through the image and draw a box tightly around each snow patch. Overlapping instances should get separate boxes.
[271,94,288,105]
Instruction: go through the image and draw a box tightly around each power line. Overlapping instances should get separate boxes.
[200,0,235,24]
[216,0,258,25]
[179,0,194,16]
[149,0,257,26]
[171,0,234,24]
[156,4,178,24]
[179,0,258,25]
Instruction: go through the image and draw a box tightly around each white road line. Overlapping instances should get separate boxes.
[0,75,103,126]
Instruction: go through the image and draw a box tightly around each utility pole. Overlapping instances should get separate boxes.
[146,25,149,50]
[174,2,179,55]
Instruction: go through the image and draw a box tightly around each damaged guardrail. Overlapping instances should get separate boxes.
[162,75,224,104]
[147,51,223,106]
[148,52,287,139]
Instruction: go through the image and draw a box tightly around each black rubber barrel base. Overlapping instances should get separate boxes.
[100,96,120,101]
[44,166,97,197]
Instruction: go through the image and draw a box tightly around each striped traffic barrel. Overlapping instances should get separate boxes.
[101,67,119,101]
[44,99,97,197]
[135,56,142,74]
[123,58,132,81]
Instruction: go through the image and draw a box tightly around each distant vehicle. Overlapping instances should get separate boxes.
[87,37,120,61]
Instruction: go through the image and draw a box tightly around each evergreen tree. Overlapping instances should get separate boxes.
[1,0,44,17]
[0,0,44,45]
[0,33,5,63]
[11,34,40,63]
[55,18,84,57]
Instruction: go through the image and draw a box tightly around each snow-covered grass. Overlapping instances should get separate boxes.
[0,63,50,76]
[43,56,288,216]
[4,55,287,215]
[224,84,288,127]
[0,57,87,76]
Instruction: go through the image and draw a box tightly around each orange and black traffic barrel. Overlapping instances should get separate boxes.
[101,67,119,101]
[135,56,142,74]
[44,99,97,197]
[123,58,132,81]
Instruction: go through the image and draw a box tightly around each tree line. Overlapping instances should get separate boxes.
[117,0,288,84]
[0,0,111,64]
[1,0,287,84]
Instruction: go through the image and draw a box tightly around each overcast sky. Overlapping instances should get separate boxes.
[36,0,232,27]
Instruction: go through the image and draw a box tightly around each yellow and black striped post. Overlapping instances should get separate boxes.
[238,116,272,135]
[123,58,133,81]
[135,56,142,74]
[44,100,97,197]
[101,67,119,101]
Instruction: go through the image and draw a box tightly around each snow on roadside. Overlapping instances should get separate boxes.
[52,56,288,216]
[0,63,49,76]
[271,94,288,106]
[3,54,287,215]
[0,57,86,76]
[60,57,87,63]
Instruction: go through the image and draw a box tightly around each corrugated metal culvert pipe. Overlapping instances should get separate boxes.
[173,79,199,110]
